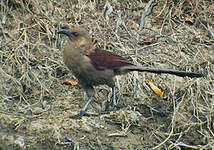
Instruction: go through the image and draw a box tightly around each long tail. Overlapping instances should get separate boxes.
[126,66,204,78]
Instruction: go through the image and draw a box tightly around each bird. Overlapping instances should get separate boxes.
[57,26,204,119]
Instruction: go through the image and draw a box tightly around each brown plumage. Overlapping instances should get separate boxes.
[58,26,203,118]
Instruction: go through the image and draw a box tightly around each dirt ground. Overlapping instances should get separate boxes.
[0,0,213,149]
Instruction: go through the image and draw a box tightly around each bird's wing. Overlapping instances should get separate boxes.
[87,48,134,70]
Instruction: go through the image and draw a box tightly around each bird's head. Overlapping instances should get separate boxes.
[58,26,92,42]
[58,26,94,54]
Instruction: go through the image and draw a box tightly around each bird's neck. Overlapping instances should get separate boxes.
[63,40,94,66]
[73,37,94,54]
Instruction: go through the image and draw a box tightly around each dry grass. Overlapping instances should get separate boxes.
[0,0,213,149]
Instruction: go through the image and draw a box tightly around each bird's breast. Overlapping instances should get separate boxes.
[63,52,115,87]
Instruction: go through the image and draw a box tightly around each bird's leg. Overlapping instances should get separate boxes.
[70,96,94,119]
[83,92,88,101]
[71,86,94,119]
[102,86,126,114]
[112,86,117,107]
[111,86,126,109]
[104,86,116,112]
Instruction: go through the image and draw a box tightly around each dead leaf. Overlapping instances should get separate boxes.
[146,80,163,97]
[53,1,61,7]
[139,35,155,45]
[209,3,214,11]
[60,80,78,86]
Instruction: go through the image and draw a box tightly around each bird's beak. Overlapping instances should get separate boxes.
[58,29,72,37]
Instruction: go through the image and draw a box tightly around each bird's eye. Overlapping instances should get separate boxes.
[72,32,79,37]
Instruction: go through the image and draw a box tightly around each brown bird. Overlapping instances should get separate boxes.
[58,26,203,118]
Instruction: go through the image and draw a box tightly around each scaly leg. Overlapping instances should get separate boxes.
[112,86,117,106]
[71,86,94,119]
[71,96,94,119]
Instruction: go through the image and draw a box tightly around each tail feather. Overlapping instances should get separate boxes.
[127,66,204,78]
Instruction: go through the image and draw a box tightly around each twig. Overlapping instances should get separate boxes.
[115,11,123,33]
[102,0,113,22]
[207,24,214,39]
[139,0,157,30]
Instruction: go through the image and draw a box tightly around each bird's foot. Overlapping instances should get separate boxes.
[101,104,127,114]
[70,110,86,119]
[110,104,127,111]
[70,110,99,119]
[113,104,127,109]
